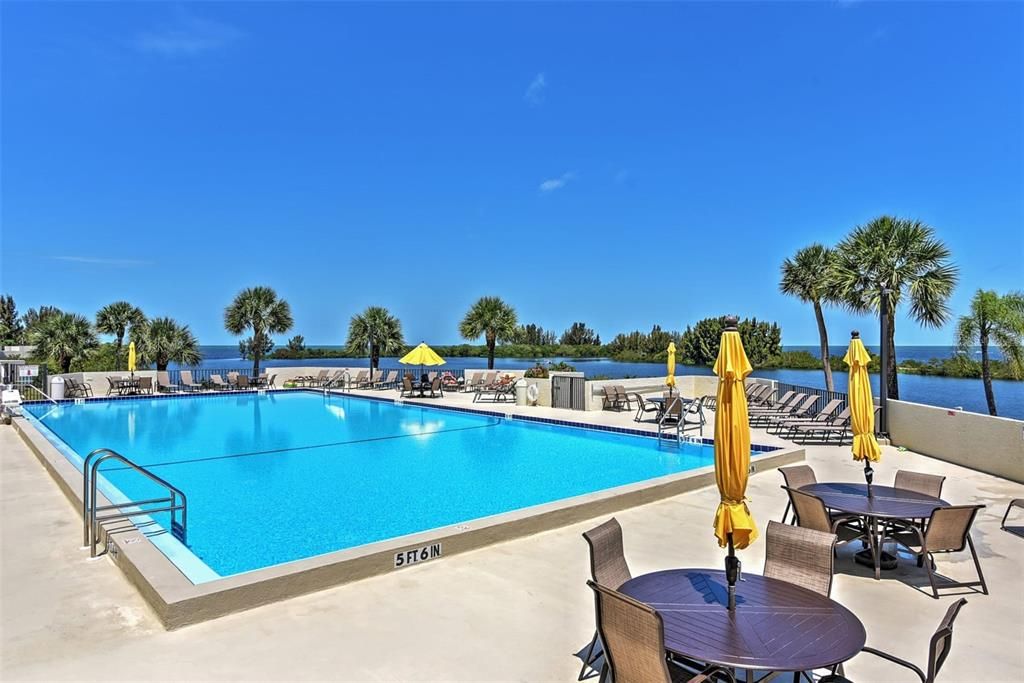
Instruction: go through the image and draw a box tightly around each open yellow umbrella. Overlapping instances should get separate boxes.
[712,316,757,611]
[399,342,446,380]
[665,342,676,394]
[127,341,137,377]
[844,331,881,492]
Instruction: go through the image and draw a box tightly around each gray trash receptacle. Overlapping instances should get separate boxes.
[50,376,66,400]
[515,379,528,406]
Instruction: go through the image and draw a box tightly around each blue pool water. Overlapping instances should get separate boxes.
[25,391,729,579]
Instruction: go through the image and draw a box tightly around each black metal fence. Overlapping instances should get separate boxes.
[775,381,850,415]
[167,368,254,385]
[8,366,49,401]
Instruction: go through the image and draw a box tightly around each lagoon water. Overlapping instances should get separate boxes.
[184,345,1023,419]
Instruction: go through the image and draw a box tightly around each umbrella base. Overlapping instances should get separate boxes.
[854,548,898,571]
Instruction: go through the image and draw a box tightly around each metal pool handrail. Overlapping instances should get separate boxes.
[82,448,188,558]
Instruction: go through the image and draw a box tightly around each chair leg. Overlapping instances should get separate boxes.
[781,501,792,525]
[578,630,599,680]
[923,551,939,599]
[967,535,989,595]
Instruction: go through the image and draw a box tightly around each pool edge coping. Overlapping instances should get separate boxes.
[12,396,805,630]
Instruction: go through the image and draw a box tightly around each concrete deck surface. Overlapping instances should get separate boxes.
[2,392,1023,682]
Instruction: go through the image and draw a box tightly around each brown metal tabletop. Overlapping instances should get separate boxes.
[802,482,948,579]
[619,569,866,674]
[801,483,948,520]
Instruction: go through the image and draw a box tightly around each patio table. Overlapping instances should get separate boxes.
[620,568,865,680]
[801,482,949,580]
[109,378,140,396]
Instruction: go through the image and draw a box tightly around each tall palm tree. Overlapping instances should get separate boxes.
[345,306,405,371]
[96,301,146,370]
[132,317,203,372]
[780,244,838,391]
[459,296,518,369]
[955,289,1024,416]
[30,312,98,373]
[224,287,294,375]
[830,216,958,399]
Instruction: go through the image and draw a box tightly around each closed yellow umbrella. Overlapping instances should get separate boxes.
[665,342,676,394]
[844,331,881,490]
[127,341,137,376]
[712,316,756,611]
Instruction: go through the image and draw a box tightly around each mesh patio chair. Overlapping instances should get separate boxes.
[763,520,837,597]
[602,385,622,411]
[1001,499,1024,537]
[236,375,250,389]
[587,580,735,683]
[634,393,660,423]
[679,396,706,436]
[891,505,988,599]
[179,370,202,392]
[782,487,862,547]
[895,470,946,499]
[137,376,153,394]
[777,465,817,524]
[579,518,633,680]
[820,598,968,683]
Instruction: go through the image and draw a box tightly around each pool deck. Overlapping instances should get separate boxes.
[3,390,1023,682]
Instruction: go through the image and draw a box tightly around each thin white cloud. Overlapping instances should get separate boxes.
[52,256,153,267]
[539,171,576,193]
[133,15,243,57]
[524,72,547,106]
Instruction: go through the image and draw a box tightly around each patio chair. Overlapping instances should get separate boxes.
[70,377,94,397]
[679,396,706,436]
[890,505,988,599]
[763,520,837,597]
[209,374,231,391]
[820,598,968,683]
[768,399,842,435]
[307,369,330,387]
[613,386,635,410]
[633,394,660,423]
[347,370,368,389]
[580,519,633,681]
[782,487,862,547]
[236,375,250,389]
[602,385,622,411]
[746,384,773,406]
[266,373,277,389]
[105,376,120,396]
[424,376,443,398]
[751,389,794,411]
[1001,499,1024,537]
[157,371,179,393]
[400,375,417,398]
[777,465,817,524]
[321,370,346,389]
[137,377,153,394]
[473,377,515,403]
[227,371,240,387]
[179,370,202,392]
[587,580,734,683]
[791,410,854,444]
[895,470,946,499]
[358,370,381,389]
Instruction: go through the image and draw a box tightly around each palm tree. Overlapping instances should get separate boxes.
[224,287,294,375]
[96,301,146,370]
[132,317,203,372]
[954,290,1024,416]
[30,312,98,373]
[345,306,405,372]
[780,244,838,391]
[459,296,518,369]
[830,216,958,399]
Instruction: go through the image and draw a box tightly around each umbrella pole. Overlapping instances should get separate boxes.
[725,532,739,612]
[864,460,874,497]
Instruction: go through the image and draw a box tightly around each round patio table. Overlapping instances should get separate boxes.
[619,569,866,677]
[801,483,948,579]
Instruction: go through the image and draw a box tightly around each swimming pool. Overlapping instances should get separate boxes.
[24,390,752,579]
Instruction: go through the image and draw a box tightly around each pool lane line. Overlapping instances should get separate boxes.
[98,421,502,472]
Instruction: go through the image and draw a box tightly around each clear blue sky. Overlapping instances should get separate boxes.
[2,1,1022,347]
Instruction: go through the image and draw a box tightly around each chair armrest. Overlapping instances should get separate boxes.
[860,646,927,683]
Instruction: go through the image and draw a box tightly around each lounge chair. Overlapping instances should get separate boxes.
[473,377,515,403]
[157,371,179,393]
[463,372,483,392]
[890,505,988,599]
[750,389,794,411]
[179,370,202,392]
[227,371,240,388]
[579,519,633,680]
[633,394,660,423]
[374,370,398,390]
[306,369,330,387]
[763,520,837,597]
[791,409,855,444]
[820,598,968,683]
[749,393,814,426]
[209,374,232,391]
[320,370,346,389]
[357,370,380,389]
[347,370,368,389]
[769,399,843,436]
[441,372,462,392]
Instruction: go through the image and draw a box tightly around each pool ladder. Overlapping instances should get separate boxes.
[81,448,188,558]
